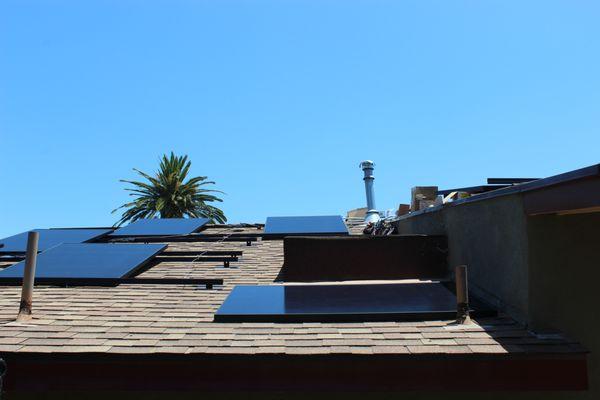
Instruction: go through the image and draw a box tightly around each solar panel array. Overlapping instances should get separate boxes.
[109,218,209,237]
[0,229,113,253]
[214,283,458,322]
[0,243,166,280]
[263,215,349,237]
[0,217,476,319]
[0,219,223,287]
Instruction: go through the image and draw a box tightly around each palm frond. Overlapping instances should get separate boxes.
[112,152,227,226]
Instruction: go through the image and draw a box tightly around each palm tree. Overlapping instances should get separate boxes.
[112,152,227,226]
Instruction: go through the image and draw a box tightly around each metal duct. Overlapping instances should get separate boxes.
[359,160,380,223]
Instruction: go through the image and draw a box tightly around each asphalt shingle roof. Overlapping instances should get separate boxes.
[0,226,584,356]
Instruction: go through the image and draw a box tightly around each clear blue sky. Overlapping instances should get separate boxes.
[1,1,599,237]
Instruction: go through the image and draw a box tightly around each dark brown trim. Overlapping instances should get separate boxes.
[0,277,223,288]
[487,178,539,184]
[437,184,510,196]
[452,163,600,205]
[0,352,588,393]
[524,177,600,215]
[398,163,600,220]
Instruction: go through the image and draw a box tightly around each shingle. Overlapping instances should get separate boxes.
[57,346,112,353]
[203,347,257,354]
[0,226,583,358]
[184,346,210,354]
[382,333,422,340]
[253,346,287,354]
[151,346,189,354]
[284,339,324,347]
[349,346,374,354]
[103,339,159,347]
[407,345,443,354]
[421,338,458,346]
[285,347,332,355]
[16,331,76,339]
[204,334,236,340]
[372,339,422,346]
[107,346,160,354]
[65,338,108,346]
[317,333,344,339]
[0,344,24,352]
[22,338,73,346]
[0,337,27,345]
[372,346,410,354]
[468,345,510,353]
[253,339,286,346]
[337,328,373,334]
[18,345,63,353]
[439,345,473,354]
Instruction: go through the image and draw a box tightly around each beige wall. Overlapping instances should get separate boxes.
[395,195,530,323]
[394,196,599,399]
[527,212,600,396]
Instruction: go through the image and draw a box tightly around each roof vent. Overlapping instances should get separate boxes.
[359,160,381,224]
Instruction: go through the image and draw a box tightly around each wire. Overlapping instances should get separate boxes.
[182,225,254,281]
[109,223,258,285]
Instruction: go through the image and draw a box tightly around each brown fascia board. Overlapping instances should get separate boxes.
[1,352,588,393]
[462,164,600,200]
[453,163,600,204]
[523,176,600,215]
[401,163,600,219]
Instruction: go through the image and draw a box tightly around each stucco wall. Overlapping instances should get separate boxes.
[394,193,600,399]
[527,212,600,396]
[395,195,530,323]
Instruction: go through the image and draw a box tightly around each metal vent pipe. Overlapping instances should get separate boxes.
[16,231,39,322]
[359,160,380,223]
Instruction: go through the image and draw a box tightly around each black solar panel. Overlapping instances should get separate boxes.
[214,283,458,322]
[263,215,348,237]
[0,243,166,280]
[109,218,209,237]
[0,229,113,253]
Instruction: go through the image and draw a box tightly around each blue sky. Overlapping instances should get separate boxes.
[1,1,599,237]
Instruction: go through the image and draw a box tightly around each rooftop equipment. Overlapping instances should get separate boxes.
[360,160,380,223]
[263,215,349,239]
[108,218,209,237]
[214,282,461,323]
[16,231,39,322]
[411,186,439,211]
[278,235,447,282]
[0,243,166,281]
[0,228,113,254]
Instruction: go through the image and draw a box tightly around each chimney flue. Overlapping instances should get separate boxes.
[360,160,380,223]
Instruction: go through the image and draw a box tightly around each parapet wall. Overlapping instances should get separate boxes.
[395,194,530,323]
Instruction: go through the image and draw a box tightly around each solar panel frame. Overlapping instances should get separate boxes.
[0,243,167,280]
[214,282,460,322]
[0,277,223,287]
[263,215,349,238]
[108,218,209,237]
[0,228,113,254]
